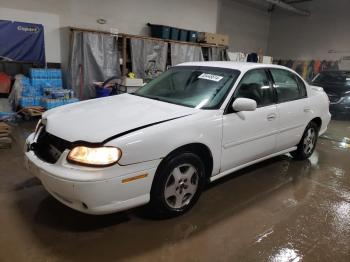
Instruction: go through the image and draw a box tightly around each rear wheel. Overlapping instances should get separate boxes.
[290,121,319,160]
[149,152,205,218]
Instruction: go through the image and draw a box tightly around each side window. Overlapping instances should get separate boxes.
[270,69,304,102]
[234,69,274,107]
[295,76,307,98]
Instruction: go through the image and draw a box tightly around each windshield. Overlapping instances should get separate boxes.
[134,66,240,109]
[312,71,350,86]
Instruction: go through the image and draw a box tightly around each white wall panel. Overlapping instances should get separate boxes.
[217,0,271,54]
[0,0,219,63]
[268,0,350,60]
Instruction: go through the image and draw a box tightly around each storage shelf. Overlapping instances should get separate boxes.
[70,27,228,76]
[70,27,228,48]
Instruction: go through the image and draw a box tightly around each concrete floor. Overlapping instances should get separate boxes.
[0,120,349,262]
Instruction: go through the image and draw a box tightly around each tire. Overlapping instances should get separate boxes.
[290,121,319,160]
[149,152,205,218]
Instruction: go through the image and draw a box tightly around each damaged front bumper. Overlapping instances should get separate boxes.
[24,133,160,215]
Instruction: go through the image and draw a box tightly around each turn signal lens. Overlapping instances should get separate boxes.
[67,146,121,167]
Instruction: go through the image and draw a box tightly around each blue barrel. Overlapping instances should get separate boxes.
[147,23,171,39]
[170,27,180,40]
[179,29,188,42]
[95,86,111,98]
[188,31,198,42]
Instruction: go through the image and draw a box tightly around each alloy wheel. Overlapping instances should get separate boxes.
[303,127,316,155]
[164,164,199,209]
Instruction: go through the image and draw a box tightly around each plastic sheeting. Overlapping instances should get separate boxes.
[208,47,227,61]
[69,31,121,100]
[130,39,168,81]
[8,74,24,110]
[0,97,12,112]
[227,52,247,62]
[276,59,340,81]
[170,43,204,66]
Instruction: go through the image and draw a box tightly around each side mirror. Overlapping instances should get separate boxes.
[232,98,257,112]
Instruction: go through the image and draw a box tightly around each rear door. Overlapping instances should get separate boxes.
[269,68,311,151]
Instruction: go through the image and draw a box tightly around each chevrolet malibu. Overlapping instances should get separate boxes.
[25,62,331,217]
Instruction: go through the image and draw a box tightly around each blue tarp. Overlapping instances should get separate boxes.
[0,20,45,65]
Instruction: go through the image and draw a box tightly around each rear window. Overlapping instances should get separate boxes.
[312,71,350,86]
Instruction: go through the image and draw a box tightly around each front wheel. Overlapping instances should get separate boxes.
[290,122,319,160]
[149,152,205,218]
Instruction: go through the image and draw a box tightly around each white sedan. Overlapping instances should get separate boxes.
[25,62,331,217]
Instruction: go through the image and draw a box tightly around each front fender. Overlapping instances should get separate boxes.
[105,111,223,176]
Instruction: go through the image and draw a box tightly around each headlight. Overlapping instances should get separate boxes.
[67,146,122,167]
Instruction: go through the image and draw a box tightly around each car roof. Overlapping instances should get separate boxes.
[176,61,291,73]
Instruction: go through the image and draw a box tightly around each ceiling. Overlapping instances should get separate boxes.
[231,0,312,15]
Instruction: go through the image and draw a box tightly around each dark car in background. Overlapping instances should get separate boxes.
[311,71,350,116]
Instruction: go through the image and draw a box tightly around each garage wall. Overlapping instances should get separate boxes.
[217,0,271,54]
[3,0,350,64]
[0,7,61,63]
[60,0,218,35]
[267,0,350,60]
[0,0,219,64]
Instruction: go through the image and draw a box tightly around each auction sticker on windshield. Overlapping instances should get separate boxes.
[198,73,223,82]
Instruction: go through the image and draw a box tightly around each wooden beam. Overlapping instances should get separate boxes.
[70,27,228,48]
[122,36,127,76]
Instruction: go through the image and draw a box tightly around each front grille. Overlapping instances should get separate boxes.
[31,128,72,164]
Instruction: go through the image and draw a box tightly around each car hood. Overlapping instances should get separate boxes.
[43,94,196,143]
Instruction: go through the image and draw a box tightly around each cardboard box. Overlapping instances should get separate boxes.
[121,77,144,93]
[121,77,144,87]
[262,56,273,64]
[198,32,229,46]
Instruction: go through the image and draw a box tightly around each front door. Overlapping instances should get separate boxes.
[221,69,278,172]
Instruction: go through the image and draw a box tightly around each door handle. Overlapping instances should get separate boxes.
[267,113,277,121]
[304,107,312,113]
